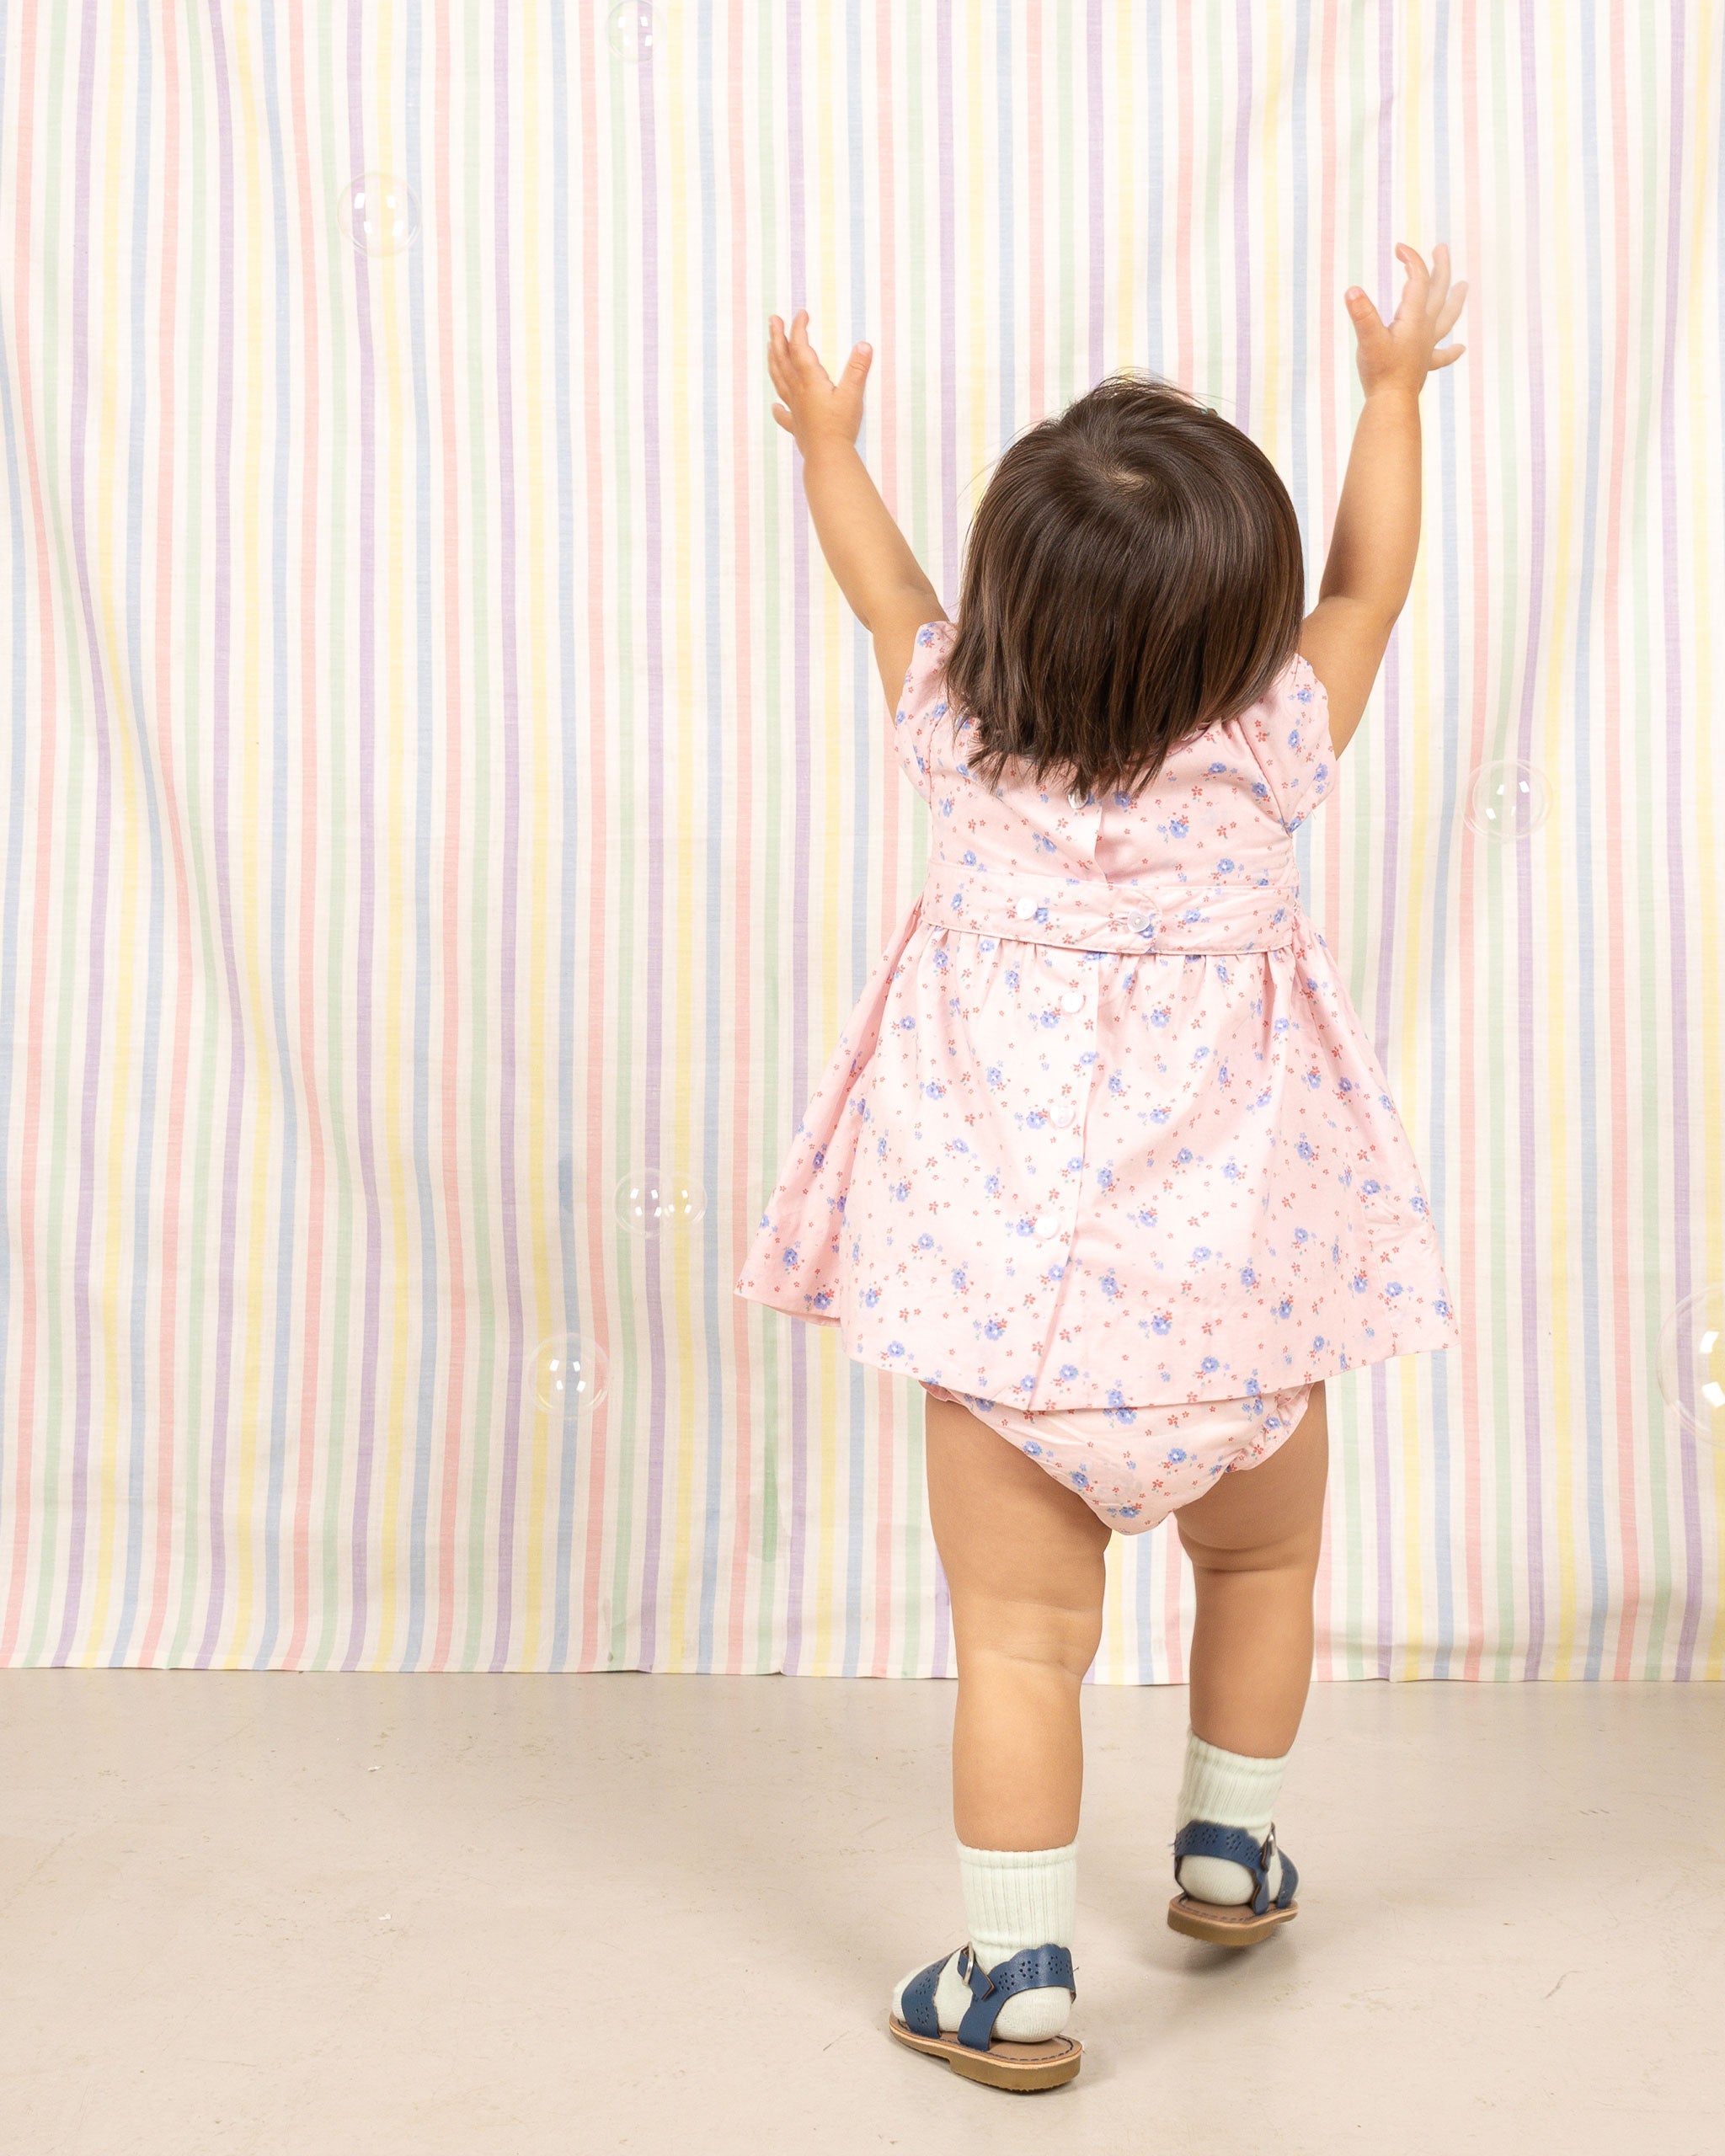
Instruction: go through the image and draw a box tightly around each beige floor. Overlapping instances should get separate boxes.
[1,1672,1719,2154]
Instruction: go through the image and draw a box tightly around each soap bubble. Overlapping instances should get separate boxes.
[529,1332,609,1418]
[1656,1283,1725,1449]
[606,3,655,61]
[1464,760,1551,841]
[614,1167,706,1239]
[338,172,420,256]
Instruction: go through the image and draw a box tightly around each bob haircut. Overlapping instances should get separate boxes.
[941,373,1307,802]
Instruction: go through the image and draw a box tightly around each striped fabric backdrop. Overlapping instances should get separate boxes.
[0,2,1720,1680]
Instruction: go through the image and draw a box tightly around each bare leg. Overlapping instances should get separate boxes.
[1173,1381,1330,1758]
[921,1392,1112,1849]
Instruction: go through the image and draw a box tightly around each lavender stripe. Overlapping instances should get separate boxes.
[194,0,247,1669]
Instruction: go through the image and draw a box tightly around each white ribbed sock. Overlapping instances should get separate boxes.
[1174,1732,1290,1907]
[890,1839,1077,2043]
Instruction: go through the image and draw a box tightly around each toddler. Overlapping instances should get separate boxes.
[736,245,1466,2091]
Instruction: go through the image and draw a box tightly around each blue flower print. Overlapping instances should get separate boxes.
[1108,1071,1126,1097]
[1385,1282,1404,1299]
[1059,1364,1080,1383]
[1207,761,1228,776]
[1411,1192,1428,1215]
[1276,1297,1294,1320]
[781,1244,801,1270]
[984,1317,1007,1340]
[1293,1226,1310,1243]
[962,849,978,866]
[984,1174,1002,1198]
[892,1180,910,1200]
[1434,1299,1451,1319]
[1151,1311,1172,1335]
[812,1148,826,1171]
[1099,1272,1122,1300]
[1096,1165,1115,1191]
[1176,1147,1194,1166]
[886,1341,906,1358]
[1349,1269,1369,1294]
[1039,1008,1061,1029]
[1165,1447,1189,1465]
[1223,1158,1242,1181]
[809,1290,831,1311]
[1199,1355,1220,1376]
[1311,1336,1326,1353]
[875,1136,889,1158]
[1361,1178,1381,1198]
[1005,968,1021,990]
[1150,1007,1171,1028]
[862,1286,881,1307]
[1239,1266,1257,1289]
[916,1233,936,1251]
[1191,1246,1212,1262]
[1298,1138,1316,1161]
[1216,857,1236,873]
[951,1268,969,1291]
[1015,1216,1037,1237]
[985,1065,1005,1090]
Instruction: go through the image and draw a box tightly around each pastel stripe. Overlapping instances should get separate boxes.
[0,4,1718,1681]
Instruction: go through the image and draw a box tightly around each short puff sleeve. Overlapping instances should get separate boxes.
[1243,651,1337,832]
[889,619,958,805]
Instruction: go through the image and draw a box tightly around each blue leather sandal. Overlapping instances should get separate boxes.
[887,1942,1081,2090]
[1167,1821,1300,1945]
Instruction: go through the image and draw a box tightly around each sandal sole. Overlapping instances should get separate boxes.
[887,2015,1081,2090]
[1167,1893,1299,1947]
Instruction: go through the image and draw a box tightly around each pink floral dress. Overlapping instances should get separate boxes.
[735,620,1462,1529]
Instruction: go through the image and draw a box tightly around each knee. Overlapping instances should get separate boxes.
[1177,1516,1323,1583]
[955,1585,1106,1684]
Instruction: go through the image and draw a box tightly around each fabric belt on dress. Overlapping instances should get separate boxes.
[917,857,1305,955]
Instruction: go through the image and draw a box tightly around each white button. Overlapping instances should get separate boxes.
[1050,1103,1076,1129]
[1059,988,1084,1013]
[1013,894,1039,921]
[1067,788,1087,810]
[1034,1213,1060,1238]
[1128,909,1156,935]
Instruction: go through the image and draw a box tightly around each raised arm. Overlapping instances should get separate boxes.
[767,309,948,712]
[1299,243,1467,755]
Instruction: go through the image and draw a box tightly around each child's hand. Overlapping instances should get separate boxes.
[1345,242,1467,399]
[767,309,872,452]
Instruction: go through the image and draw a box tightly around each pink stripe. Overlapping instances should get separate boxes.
[1,1,50,1663]
[282,0,326,1670]
[430,0,470,1675]
[139,3,185,1668]
[1173,3,1193,390]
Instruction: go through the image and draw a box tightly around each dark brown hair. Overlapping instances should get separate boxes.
[942,373,1306,801]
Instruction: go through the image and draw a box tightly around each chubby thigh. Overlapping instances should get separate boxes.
[921,1380,1320,1535]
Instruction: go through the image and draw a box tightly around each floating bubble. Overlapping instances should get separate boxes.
[615,1168,706,1239]
[1464,759,1551,841]
[529,1332,609,1419]
[338,172,420,257]
[1656,1283,1725,1449]
[606,3,656,61]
